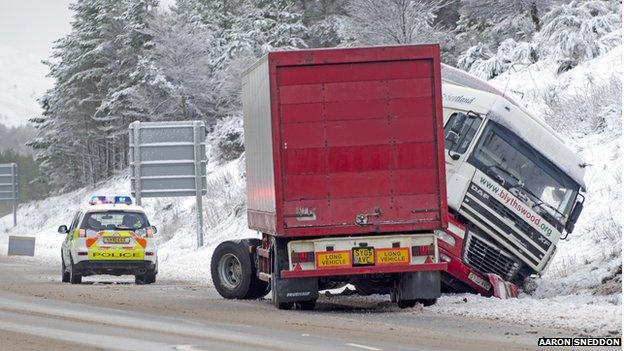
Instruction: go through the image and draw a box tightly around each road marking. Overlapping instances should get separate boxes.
[174,345,206,351]
[346,342,382,351]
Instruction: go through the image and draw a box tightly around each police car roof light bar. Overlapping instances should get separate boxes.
[88,195,133,206]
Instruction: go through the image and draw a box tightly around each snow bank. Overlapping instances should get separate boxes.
[0,156,254,285]
[431,294,622,336]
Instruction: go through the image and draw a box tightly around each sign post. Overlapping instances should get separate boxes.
[0,163,18,226]
[129,121,207,247]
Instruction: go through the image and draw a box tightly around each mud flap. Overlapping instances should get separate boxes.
[398,271,441,300]
[487,273,519,298]
[274,277,319,303]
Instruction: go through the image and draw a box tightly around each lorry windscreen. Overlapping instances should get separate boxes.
[469,122,578,224]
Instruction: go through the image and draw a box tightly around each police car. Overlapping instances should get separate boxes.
[59,196,158,284]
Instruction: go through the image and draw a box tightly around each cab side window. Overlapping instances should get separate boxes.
[444,112,483,155]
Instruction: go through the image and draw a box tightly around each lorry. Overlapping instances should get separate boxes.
[434,65,587,296]
[211,44,449,309]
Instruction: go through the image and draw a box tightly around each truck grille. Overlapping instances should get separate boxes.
[463,231,521,281]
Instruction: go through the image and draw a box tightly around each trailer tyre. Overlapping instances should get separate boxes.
[417,298,437,307]
[211,240,254,299]
[242,239,270,299]
[397,299,417,309]
[295,300,316,310]
[270,237,294,310]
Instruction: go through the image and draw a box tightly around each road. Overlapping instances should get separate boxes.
[0,256,602,351]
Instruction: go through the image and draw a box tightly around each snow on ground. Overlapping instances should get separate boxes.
[0,46,621,336]
[430,294,622,336]
[0,156,254,286]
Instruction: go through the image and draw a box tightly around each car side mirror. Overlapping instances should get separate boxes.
[150,226,158,234]
[58,225,69,234]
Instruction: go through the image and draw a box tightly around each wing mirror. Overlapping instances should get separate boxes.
[449,112,468,134]
[58,225,69,234]
[149,226,158,234]
[564,201,584,235]
[445,130,459,144]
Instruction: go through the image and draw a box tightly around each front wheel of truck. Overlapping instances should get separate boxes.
[211,240,254,299]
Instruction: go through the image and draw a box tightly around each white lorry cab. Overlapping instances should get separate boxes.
[439,65,586,285]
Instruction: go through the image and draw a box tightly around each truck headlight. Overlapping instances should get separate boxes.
[435,230,456,247]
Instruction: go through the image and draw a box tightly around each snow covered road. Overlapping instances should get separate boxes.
[0,255,620,351]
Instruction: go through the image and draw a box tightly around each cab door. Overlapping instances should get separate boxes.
[442,109,484,209]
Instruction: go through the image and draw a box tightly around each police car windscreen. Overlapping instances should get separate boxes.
[82,212,149,231]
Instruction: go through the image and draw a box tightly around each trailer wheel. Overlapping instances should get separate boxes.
[211,240,254,299]
[271,237,293,310]
[397,299,417,309]
[242,239,270,299]
[295,300,316,310]
[417,298,437,307]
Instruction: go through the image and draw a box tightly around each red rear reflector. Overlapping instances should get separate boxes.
[291,251,314,263]
[413,244,435,256]
[78,229,86,238]
[78,252,88,256]
[145,252,153,256]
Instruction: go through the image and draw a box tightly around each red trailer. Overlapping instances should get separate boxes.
[211,45,449,309]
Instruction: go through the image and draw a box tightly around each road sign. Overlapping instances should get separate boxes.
[129,121,207,247]
[8,236,35,256]
[0,163,18,226]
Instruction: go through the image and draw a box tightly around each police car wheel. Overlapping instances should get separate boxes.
[135,271,156,285]
[61,257,70,283]
[69,259,82,284]
[211,240,254,299]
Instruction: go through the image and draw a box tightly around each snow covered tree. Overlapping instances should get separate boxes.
[296,0,349,48]
[30,0,121,189]
[535,0,621,72]
[457,39,537,79]
[30,0,160,190]
[343,0,450,46]
[454,0,562,77]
